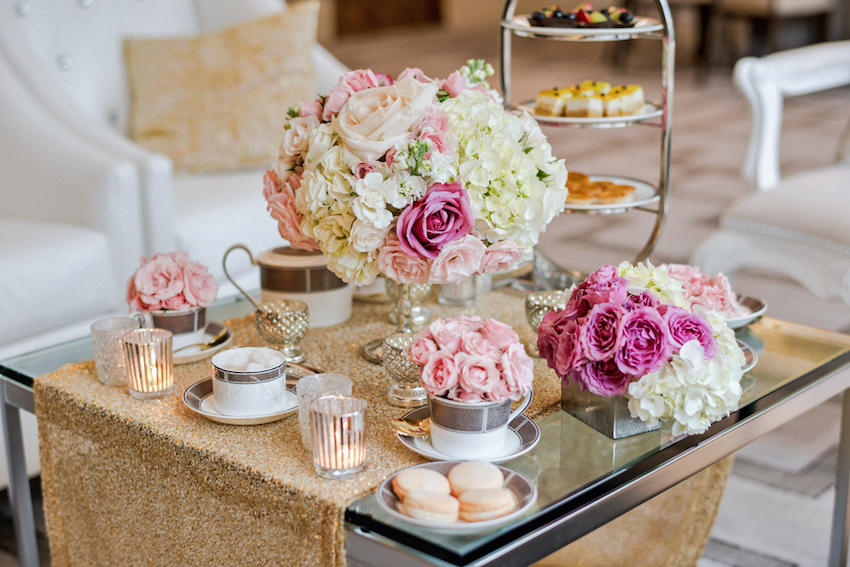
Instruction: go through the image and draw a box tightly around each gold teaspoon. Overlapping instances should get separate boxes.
[391,416,431,437]
[173,327,229,353]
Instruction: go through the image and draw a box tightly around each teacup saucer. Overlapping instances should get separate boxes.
[173,322,233,365]
[396,406,540,464]
[183,378,297,425]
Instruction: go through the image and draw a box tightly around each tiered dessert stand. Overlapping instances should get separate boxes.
[500,0,675,264]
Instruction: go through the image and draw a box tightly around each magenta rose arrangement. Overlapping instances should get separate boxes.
[537,261,745,435]
[264,60,568,286]
[410,315,533,403]
[663,263,742,318]
[127,252,218,312]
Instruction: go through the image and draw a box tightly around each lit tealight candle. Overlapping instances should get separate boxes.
[122,329,174,400]
[310,395,367,480]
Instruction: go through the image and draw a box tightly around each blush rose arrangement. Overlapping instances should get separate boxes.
[662,263,741,318]
[264,59,568,286]
[126,252,218,312]
[537,261,745,436]
[409,315,534,403]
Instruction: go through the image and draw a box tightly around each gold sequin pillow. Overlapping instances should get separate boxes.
[125,2,318,172]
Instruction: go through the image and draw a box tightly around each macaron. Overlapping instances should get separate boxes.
[392,468,451,501]
[401,490,460,522]
[447,461,504,498]
[458,488,517,522]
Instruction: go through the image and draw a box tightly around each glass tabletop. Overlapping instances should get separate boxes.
[345,318,850,564]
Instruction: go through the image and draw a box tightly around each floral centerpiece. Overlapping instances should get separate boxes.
[263,60,568,287]
[127,251,218,312]
[410,315,534,402]
[537,261,745,436]
[663,263,741,318]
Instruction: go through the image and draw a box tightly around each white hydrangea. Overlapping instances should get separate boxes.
[442,90,568,251]
[618,261,689,308]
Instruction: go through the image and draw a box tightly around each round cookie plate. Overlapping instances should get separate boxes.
[503,14,664,40]
[725,295,768,329]
[396,407,540,464]
[564,175,660,214]
[516,101,663,128]
[738,339,758,373]
[377,461,538,533]
[183,378,298,425]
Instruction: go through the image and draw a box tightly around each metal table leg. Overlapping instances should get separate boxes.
[829,388,850,567]
[0,379,39,567]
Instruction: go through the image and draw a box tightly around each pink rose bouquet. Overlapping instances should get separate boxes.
[538,261,746,435]
[410,315,533,403]
[264,60,568,285]
[127,252,218,312]
[663,263,742,318]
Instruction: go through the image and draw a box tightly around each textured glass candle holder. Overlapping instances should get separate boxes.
[255,299,309,363]
[383,333,426,408]
[91,317,141,386]
[310,395,367,480]
[385,280,431,328]
[121,328,174,400]
[438,276,476,307]
[524,290,567,357]
[296,373,352,451]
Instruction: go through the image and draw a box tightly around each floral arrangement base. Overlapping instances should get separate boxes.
[561,381,660,440]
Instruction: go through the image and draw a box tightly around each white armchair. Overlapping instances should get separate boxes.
[690,41,850,305]
[0,0,348,296]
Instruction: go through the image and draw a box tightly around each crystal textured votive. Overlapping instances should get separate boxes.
[121,328,174,400]
[296,374,352,450]
[91,317,141,386]
[310,395,366,480]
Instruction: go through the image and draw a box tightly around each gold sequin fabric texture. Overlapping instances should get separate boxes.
[35,291,561,567]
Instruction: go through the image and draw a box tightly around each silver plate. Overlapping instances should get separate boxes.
[563,175,660,214]
[726,295,769,329]
[516,101,663,128]
[503,14,663,40]
[397,407,540,464]
[376,461,538,533]
[182,378,298,425]
[174,322,233,365]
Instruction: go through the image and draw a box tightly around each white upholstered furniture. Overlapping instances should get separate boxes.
[0,0,348,297]
[691,41,850,305]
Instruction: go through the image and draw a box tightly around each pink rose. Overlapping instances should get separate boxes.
[133,253,184,306]
[441,71,466,98]
[126,277,146,311]
[582,265,629,306]
[409,337,437,366]
[397,182,474,259]
[692,274,739,316]
[415,106,450,157]
[375,73,394,86]
[264,170,321,252]
[624,290,660,311]
[665,263,702,285]
[430,235,485,285]
[576,359,632,397]
[353,161,381,179]
[500,342,534,401]
[615,307,671,376]
[376,233,431,285]
[162,294,191,311]
[456,352,501,398]
[459,331,501,361]
[663,306,718,359]
[480,318,520,352]
[300,100,323,119]
[454,315,483,333]
[554,327,580,377]
[578,302,625,361]
[428,318,466,353]
[322,69,382,122]
[447,388,484,402]
[537,310,571,364]
[419,350,459,397]
[478,240,524,275]
[396,67,437,84]
[182,260,218,307]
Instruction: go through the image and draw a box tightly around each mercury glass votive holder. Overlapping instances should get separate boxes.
[121,328,175,400]
[91,317,141,386]
[310,395,367,480]
[296,373,353,451]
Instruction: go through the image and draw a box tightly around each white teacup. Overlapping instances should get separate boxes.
[148,307,207,351]
[211,347,287,416]
[428,389,533,459]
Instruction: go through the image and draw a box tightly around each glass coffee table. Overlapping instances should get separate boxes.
[3,306,850,567]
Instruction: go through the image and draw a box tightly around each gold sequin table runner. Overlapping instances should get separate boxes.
[34,291,561,567]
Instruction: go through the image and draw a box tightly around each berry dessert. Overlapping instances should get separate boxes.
[528,3,636,28]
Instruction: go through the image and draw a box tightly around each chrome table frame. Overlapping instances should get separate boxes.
[3,318,850,567]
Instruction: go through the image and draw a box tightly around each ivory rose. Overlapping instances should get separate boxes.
[334,77,439,162]
[322,69,383,122]
[280,115,319,159]
[430,235,485,285]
